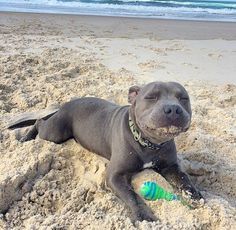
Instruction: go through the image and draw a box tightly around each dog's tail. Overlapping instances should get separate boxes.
[7,104,60,130]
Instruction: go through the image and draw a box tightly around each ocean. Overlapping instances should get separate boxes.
[0,0,236,22]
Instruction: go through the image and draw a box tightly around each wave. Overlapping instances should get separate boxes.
[1,0,236,9]
[0,0,236,21]
[1,0,236,7]
[1,0,236,12]
[118,0,236,8]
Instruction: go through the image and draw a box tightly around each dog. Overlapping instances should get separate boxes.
[8,81,203,222]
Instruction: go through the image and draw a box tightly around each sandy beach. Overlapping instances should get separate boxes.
[0,12,236,229]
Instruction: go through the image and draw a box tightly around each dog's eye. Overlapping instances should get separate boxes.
[179,97,189,101]
[144,95,159,100]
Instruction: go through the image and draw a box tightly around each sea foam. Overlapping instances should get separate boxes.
[0,0,236,21]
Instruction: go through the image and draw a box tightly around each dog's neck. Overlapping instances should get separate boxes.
[128,109,170,150]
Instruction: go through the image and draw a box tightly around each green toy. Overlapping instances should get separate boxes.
[139,181,193,208]
[140,181,178,201]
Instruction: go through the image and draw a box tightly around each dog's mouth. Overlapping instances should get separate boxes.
[138,122,188,139]
[157,126,184,136]
[147,125,183,136]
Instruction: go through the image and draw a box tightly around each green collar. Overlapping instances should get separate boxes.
[128,116,167,150]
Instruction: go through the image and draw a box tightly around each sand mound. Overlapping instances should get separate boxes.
[0,47,235,229]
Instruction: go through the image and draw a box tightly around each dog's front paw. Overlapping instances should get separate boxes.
[191,188,203,199]
[191,197,205,208]
[19,135,29,142]
[191,192,205,208]
[132,209,157,222]
[182,189,205,208]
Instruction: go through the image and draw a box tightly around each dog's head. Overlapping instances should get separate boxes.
[128,81,191,143]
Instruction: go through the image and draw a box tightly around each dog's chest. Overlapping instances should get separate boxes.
[140,148,173,172]
[143,161,155,169]
[138,141,177,172]
[141,154,166,172]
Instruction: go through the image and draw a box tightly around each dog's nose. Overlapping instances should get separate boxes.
[163,104,183,118]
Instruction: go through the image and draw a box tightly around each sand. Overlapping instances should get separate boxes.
[0,12,236,229]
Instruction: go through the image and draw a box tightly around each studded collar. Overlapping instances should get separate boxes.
[128,116,169,150]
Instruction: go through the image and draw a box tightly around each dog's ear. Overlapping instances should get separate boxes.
[128,85,141,104]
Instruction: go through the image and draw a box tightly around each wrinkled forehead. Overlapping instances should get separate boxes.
[140,82,188,97]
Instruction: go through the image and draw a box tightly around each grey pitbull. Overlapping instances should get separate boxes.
[9,81,203,222]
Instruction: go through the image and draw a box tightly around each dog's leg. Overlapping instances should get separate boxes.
[106,165,156,222]
[20,112,72,144]
[160,164,203,201]
[20,123,38,142]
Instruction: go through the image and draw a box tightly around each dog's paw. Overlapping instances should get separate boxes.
[132,209,157,222]
[182,189,205,208]
[191,197,205,208]
[19,135,31,142]
[191,189,203,199]
[190,193,205,208]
